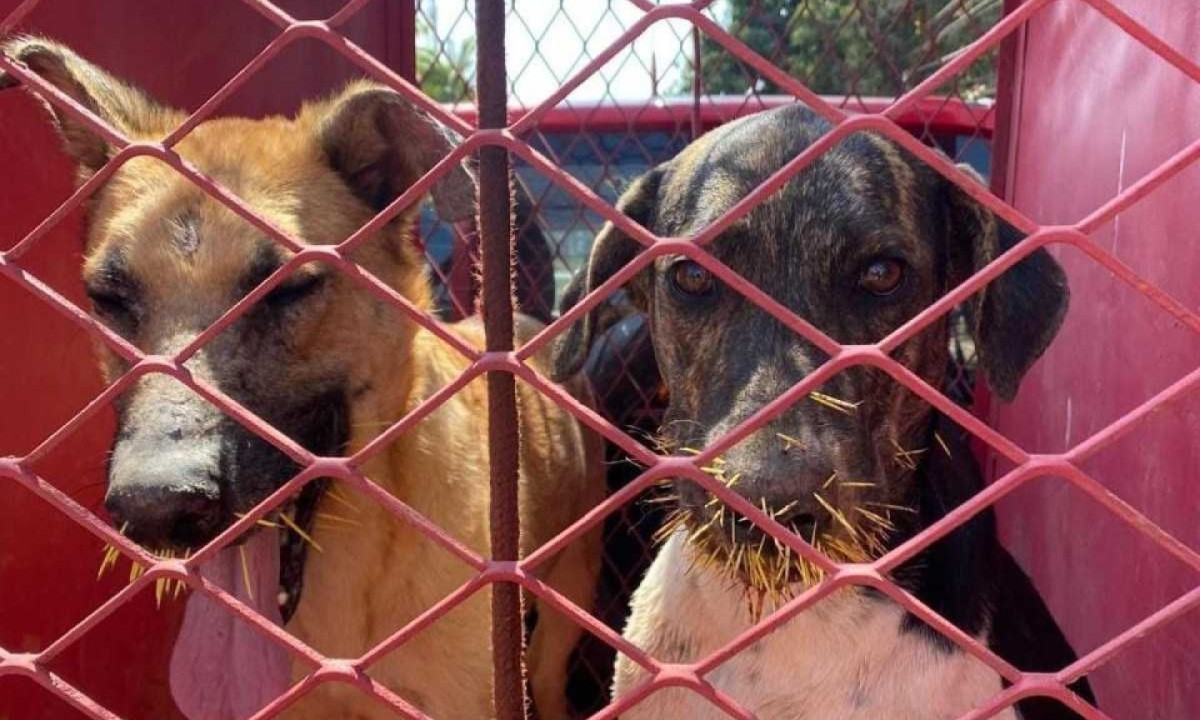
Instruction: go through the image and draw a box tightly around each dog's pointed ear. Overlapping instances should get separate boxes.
[314,83,476,222]
[945,164,1069,402]
[1,37,179,177]
[550,167,663,382]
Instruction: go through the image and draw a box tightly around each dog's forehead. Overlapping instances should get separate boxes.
[82,117,362,294]
[658,106,928,261]
[84,169,302,298]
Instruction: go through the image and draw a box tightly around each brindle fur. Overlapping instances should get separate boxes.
[553,105,1094,718]
[4,37,604,720]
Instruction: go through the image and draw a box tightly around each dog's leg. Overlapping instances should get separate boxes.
[527,524,603,720]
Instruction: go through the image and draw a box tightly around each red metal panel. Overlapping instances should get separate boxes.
[0,84,186,720]
[993,1,1200,718]
[0,0,412,118]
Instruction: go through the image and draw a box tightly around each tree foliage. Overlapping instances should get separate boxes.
[417,16,475,103]
[688,0,1000,101]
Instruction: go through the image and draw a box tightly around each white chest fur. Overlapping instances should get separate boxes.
[613,532,1018,720]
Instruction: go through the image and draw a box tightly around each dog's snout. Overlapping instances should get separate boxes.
[105,480,221,548]
[105,450,223,548]
[774,506,817,535]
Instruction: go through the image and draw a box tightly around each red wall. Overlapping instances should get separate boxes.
[992,1,1199,717]
[0,2,411,717]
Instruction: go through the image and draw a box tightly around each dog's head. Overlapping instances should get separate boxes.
[2,38,474,551]
[553,104,1067,588]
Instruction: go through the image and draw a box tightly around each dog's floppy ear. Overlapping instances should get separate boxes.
[315,82,476,222]
[0,36,180,178]
[945,164,1069,402]
[550,167,663,382]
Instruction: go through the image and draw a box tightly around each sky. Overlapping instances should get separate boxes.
[419,1,731,104]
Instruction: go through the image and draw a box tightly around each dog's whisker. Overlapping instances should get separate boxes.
[821,471,838,490]
[808,391,860,415]
[695,513,721,538]
[776,432,804,451]
[813,492,858,540]
[643,493,680,506]
[315,511,360,527]
[854,506,896,531]
[98,543,121,581]
[349,418,411,430]
[889,438,914,469]
[754,535,769,585]
[173,548,191,600]
[324,486,362,515]
[865,501,916,514]
[279,512,324,553]
[839,481,875,489]
[234,512,282,529]
[934,431,953,458]
[129,559,146,584]
[653,509,688,546]
[773,499,800,519]
[889,438,927,470]
[238,544,254,601]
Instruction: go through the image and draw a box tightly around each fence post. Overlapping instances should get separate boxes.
[475,1,527,718]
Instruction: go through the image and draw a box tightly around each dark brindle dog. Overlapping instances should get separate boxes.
[553,104,1095,719]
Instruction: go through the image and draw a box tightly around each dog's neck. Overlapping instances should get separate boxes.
[887,412,999,646]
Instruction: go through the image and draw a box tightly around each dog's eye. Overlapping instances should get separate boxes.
[265,273,326,308]
[88,290,137,323]
[669,260,716,298]
[859,258,905,296]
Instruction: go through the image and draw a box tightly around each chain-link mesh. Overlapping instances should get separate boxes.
[0,0,1196,719]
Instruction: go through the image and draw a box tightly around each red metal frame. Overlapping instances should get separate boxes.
[447,95,994,137]
[0,1,1197,719]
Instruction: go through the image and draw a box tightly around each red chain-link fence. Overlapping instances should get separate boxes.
[0,1,1196,719]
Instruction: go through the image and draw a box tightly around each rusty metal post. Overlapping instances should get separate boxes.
[475,1,527,718]
[691,24,703,141]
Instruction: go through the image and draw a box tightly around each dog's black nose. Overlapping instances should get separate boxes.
[776,509,818,539]
[733,503,818,545]
[104,469,222,549]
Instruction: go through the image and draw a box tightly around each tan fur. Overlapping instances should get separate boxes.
[289,319,605,720]
[6,38,604,720]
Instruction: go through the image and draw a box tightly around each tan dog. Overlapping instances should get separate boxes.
[2,37,604,720]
